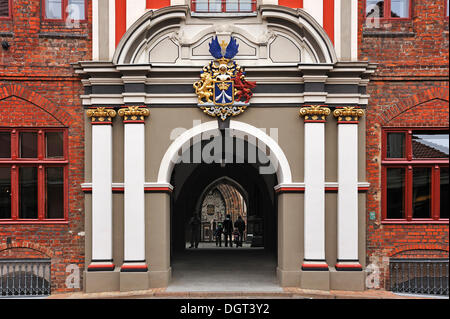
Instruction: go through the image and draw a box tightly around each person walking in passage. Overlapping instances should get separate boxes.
[188,213,201,248]
[214,223,223,247]
[223,214,233,247]
[234,215,246,247]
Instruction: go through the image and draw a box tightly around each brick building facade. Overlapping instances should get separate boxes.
[360,0,449,290]
[1,0,91,293]
[0,0,448,296]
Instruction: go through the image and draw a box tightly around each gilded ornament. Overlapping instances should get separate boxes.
[299,105,331,122]
[118,106,150,122]
[86,107,116,123]
[333,107,364,122]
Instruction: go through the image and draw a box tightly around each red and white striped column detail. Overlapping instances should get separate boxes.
[333,107,365,271]
[299,105,331,271]
[86,108,117,271]
[118,106,151,272]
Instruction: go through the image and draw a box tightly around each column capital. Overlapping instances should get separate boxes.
[333,106,364,124]
[299,105,331,122]
[118,106,150,123]
[86,107,116,125]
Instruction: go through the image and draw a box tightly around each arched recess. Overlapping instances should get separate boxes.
[113,5,337,65]
[0,84,74,127]
[157,120,293,188]
[377,87,449,126]
[194,176,250,217]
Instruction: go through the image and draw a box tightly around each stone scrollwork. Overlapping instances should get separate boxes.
[86,107,117,124]
[118,106,150,123]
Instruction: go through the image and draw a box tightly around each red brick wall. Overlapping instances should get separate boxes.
[360,0,449,290]
[0,0,90,293]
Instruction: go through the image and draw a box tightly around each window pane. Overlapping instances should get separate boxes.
[412,132,449,159]
[20,132,38,158]
[0,0,9,17]
[239,0,252,11]
[46,132,64,158]
[441,167,449,219]
[46,167,64,219]
[386,133,405,158]
[226,0,238,12]
[366,0,384,18]
[412,167,431,219]
[0,132,11,158]
[390,0,409,18]
[386,167,405,219]
[68,0,85,20]
[0,167,11,219]
[19,167,38,219]
[45,0,62,19]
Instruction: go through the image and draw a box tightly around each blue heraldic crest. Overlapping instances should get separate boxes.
[193,36,256,121]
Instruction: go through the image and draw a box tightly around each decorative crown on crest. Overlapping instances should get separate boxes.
[193,36,256,121]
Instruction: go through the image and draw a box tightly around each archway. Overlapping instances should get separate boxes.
[156,119,291,290]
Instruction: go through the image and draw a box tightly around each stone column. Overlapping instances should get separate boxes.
[333,107,364,271]
[86,107,116,271]
[118,106,150,274]
[299,105,330,271]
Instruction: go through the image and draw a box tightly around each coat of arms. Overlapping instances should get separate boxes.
[194,36,256,121]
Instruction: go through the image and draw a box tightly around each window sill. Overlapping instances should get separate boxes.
[381,219,449,225]
[0,220,69,225]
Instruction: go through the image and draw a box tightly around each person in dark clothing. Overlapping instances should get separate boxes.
[214,223,223,247]
[222,214,233,247]
[189,213,201,248]
[234,215,246,247]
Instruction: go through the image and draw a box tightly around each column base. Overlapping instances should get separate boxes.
[87,261,115,271]
[277,267,300,287]
[301,260,329,271]
[330,267,365,291]
[120,271,150,292]
[299,269,330,291]
[335,261,363,271]
[84,269,120,293]
[148,267,172,288]
[121,261,148,272]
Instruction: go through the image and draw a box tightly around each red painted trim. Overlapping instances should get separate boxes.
[41,0,88,23]
[325,187,338,192]
[364,0,412,20]
[381,128,449,222]
[275,187,305,193]
[278,0,303,9]
[112,187,124,192]
[323,0,334,44]
[304,120,327,123]
[90,121,114,125]
[335,263,362,270]
[121,264,148,270]
[146,0,170,9]
[115,0,127,46]
[0,0,12,20]
[337,121,360,124]
[301,263,329,269]
[0,128,68,223]
[123,120,146,124]
[87,263,115,270]
[144,187,173,193]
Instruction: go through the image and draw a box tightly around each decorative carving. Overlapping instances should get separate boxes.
[299,105,331,122]
[118,106,150,123]
[193,36,256,121]
[333,107,365,123]
[86,107,116,124]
